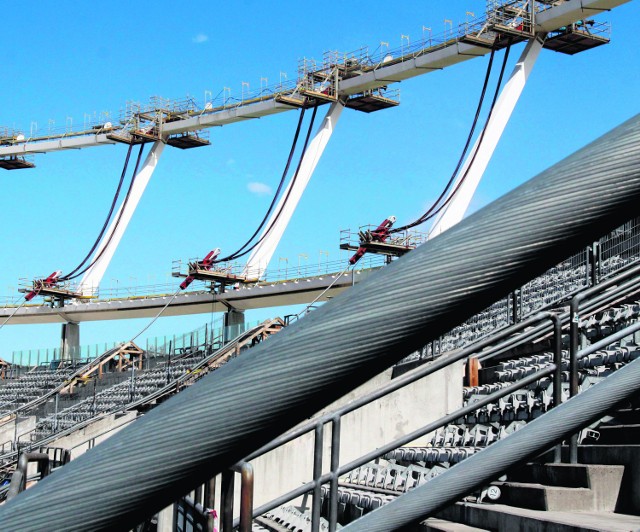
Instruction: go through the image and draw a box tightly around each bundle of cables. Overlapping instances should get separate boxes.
[391,41,512,235]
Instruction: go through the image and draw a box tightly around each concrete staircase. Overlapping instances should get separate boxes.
[434,462,640,531]
[496,463,624,512]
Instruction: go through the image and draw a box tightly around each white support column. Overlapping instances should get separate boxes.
[244,102,344,279]
[78,141,166,295]
[428,36,545,239]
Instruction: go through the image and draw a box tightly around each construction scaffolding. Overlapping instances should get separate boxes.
[340,226,428,261]
[0,0,612,161]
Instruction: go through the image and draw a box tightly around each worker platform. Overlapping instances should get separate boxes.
[166,132,210,149]
[106,131,147,145]
[345,88,400,113]
[130,127,160,143]
[340,226,428,260]
[172,259,260,293]
[543,21,610,55]
[0,157,35,170]
[19,279,93,307]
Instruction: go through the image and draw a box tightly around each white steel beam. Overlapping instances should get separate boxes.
[78,141,166,295]
[244,102,344,279]
[428,36,544,240]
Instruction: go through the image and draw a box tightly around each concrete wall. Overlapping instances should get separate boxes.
[240,361,464,514]
[49,411,138,460]
[0,416,36,451]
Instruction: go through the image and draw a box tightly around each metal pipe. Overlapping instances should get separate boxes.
[312,423,324,532]
[551,313,563,463]
[220,470,234,532]
[234,462,254,532]
[566,261,640,462]
[329,416,341,532]
[6,452,50,501]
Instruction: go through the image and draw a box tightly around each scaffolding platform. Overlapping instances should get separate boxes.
[187,268,259,285]
[18,285,92,303]
[543,26,610,55]
[131,127,160,143]
[173,266,259,287]
[275,93,308,108]
[459,33,497,49]
[299,87,338,103]
[166,133,210,149]
[106,132,146,145]
[345,89,400,113]
[0,157,35,170]
[340,226,428,260]
[340,240,416,257]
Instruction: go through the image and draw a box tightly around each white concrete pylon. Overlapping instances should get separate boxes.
[428,35,545,240]
[78,140,166,295]
[244,102,344,279]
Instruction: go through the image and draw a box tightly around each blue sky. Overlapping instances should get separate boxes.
[1,0,638,358]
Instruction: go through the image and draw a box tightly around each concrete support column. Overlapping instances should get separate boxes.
[223,310,245,344]
[61,322,80,360]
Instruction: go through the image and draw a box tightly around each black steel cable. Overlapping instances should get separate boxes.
[393,42,511,233]
[61,143,146,281]
[1,114,639,531]
[412,40,513,230]
[391,48,496,233]
[217,105,319,263]
[218,108,307,261]
[61,144,134,280]
[345,354,640,531]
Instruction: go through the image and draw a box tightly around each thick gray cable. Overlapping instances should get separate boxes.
[345,356,640,531]
[0,114,639,531]
[0,298,26,331]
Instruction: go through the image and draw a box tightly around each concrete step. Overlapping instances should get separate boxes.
[505,462,624,511]
[596,423,640,444]
[438,501,640,532]
[492,481,593,511]
[606,407,640,425]
[421,517,490,531]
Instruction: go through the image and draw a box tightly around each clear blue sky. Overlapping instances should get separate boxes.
[1,0,638,359]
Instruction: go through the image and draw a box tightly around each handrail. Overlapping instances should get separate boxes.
[243,312,560,464]
[235,312,562,530]
[236,259,640,529]
[247,317,640,530]
[568,260,640,462]
[242,366,557,529]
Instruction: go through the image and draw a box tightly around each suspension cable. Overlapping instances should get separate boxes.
[217,105,319,264]
[129,287,182,343]
[404,41,513,231]
[222,108,307,260]
[0,298,28,332]
[61,143,146,282]
[61,144,134,280]
[298,263,353,317]
[391,45,506,234]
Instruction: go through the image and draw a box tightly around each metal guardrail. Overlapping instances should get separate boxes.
[221,257,640,531]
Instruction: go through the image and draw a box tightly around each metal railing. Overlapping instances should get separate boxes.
[218,310,562,531]
[218,252,640,531]
[3,1,597,152]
